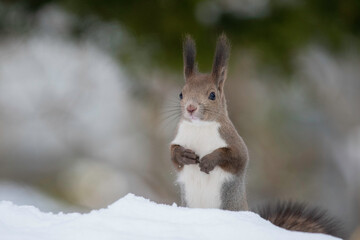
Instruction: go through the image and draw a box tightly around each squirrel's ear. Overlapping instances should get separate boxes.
[183,35,197,80]
[211,34,230,91]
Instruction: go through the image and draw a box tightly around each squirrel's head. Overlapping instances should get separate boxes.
[179,34,230,122]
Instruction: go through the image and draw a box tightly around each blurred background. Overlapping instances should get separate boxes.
[0,0,359,237]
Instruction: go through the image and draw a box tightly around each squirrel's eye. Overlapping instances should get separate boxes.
[208,92,216,100]
[179,92,183,100]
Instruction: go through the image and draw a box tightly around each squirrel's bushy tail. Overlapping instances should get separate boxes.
[256,201,344,238]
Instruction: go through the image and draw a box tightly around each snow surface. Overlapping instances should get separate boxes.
[0,194,340,240]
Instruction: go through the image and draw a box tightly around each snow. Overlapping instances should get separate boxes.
[0,194,340,240]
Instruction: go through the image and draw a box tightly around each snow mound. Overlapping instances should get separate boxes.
[0,194,340,240]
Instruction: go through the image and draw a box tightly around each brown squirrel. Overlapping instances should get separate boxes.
[170,34,343,238]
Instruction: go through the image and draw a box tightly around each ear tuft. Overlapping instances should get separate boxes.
[212,33,230,87]
[183,35,197,79]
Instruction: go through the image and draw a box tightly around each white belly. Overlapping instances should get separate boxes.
[178,165,233,208]
[172,120,233,208]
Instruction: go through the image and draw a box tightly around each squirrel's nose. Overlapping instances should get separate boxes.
[186,104,197,114]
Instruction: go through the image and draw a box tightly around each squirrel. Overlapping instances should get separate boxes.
[170,34,343,238]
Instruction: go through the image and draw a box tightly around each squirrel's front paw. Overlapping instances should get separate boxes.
[199,156,218,174]
[179,149,199,165]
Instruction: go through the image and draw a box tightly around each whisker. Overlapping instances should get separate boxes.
[161,108,181,112]
[161,105,181,110]
[160,109,182,115]
[160,111,182,123]
[160,114,182,132]
[164,96,181,104]
[160,113,182,130]
[161,112,182,122]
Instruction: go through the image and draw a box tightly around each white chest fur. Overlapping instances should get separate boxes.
[172,120,227,158]
[172,120,233,209]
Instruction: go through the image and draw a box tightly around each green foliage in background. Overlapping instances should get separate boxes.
[1,0,360,73]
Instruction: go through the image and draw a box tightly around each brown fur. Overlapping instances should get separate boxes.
[170,34,249,212]
[257,202,344,238]
[171,144,199,170]
[183,35,197,79]
[171,34,248,176]
[170,34,342,238]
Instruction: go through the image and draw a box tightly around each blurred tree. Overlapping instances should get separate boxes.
[1,0,359,74]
